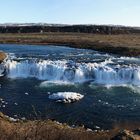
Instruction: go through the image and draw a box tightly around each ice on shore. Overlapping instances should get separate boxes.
[49,92,84,103]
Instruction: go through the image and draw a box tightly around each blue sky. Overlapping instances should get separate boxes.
[0,0,140,26]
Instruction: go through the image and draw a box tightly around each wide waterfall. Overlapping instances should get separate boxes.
[5,58,140,86]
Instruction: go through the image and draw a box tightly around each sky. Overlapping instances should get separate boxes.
[0,0,140,26]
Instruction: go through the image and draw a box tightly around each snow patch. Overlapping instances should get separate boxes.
[49,92,84,103]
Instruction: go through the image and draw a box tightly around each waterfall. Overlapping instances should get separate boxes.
[0,64,6,76]
[5,59,140,85]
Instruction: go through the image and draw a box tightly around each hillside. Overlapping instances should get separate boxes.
[0,24,140,34]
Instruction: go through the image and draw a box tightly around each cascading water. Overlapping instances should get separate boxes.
[5,59,88,82]
[5,58,140,86]
[0,64,5,76]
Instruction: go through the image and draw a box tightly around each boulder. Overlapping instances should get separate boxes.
[111,129,140,140]
[0,51,7,63]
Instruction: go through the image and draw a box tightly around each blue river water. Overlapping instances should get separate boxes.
[0,44,140,130]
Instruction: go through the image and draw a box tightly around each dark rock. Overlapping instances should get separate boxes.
[132,128,140,136]
[111,129,140,140]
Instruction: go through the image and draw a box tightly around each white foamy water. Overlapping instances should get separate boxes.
[5,60,89,82]
[0,64,5,76]
[4,58,140,86]
[40,81,74,88]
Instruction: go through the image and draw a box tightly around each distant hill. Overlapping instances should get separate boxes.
[0,23,140,34]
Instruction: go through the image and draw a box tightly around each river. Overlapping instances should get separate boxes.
[0,44,140,130]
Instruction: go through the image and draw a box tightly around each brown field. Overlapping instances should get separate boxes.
[0,112,140,140]
[0,33,140,56]
[0,113,115,140]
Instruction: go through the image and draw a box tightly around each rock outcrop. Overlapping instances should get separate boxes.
[0,52,7,63]
[0,51,7,76]
[112,129,140,140]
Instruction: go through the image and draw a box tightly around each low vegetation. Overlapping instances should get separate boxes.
[0,24,140,34]
[0,112,140,140]
[0,33,140,56]
[0,112,117,140]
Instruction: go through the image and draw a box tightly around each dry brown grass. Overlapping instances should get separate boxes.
[0,113,140,140]
[0,113,116,140]
[0,32,139,46]
[1,112,140,140]
[0,33,140,56]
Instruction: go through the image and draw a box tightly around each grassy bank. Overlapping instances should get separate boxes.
[0,113,116,140]
[1,112,140,140]
[0,33,140,56]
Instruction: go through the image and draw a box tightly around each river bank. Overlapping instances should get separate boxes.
[0,33,140,56]
[0,112,112,140]
[0,112,140,140]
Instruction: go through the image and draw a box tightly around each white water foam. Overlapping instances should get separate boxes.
[0,64,5,77]
[5,58,140,86]
[5,60,89,82]
[40,81,74,88]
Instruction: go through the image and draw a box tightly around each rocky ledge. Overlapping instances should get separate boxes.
[0,51,7,76]
[112,129,140,140]
[0,51,7,63]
